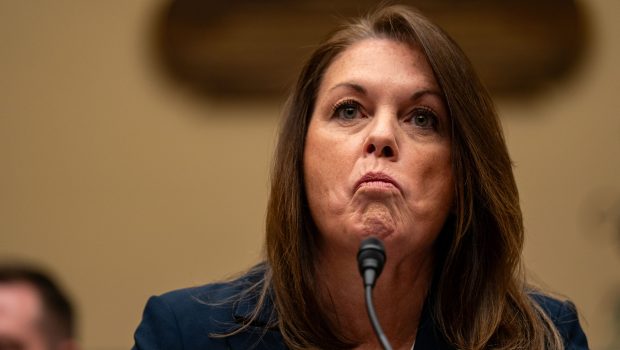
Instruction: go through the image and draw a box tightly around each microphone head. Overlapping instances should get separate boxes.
[357,237,386,286]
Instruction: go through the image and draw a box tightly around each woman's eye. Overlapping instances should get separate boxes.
[409,108,437,129]
[333,100,362,120]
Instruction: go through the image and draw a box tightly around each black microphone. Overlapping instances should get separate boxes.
[357,237,393,350]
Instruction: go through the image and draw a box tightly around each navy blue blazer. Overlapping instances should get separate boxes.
[133,272,588,350]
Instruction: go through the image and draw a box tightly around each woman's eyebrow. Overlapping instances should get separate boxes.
[328,82,367,94]
[327,82,444,110]
[328,83,441,99]
[410,89,443,101]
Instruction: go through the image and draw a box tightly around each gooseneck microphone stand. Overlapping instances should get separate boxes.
[357,237,393,350]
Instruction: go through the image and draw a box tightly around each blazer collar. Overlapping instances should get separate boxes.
[228,292,452,350]
[226,267,452,350]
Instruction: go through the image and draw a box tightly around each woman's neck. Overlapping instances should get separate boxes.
[315,242,434,350]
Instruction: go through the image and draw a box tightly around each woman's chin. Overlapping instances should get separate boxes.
[347,217,397,241]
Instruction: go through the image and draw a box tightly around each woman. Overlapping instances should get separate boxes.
[133,5,588,350]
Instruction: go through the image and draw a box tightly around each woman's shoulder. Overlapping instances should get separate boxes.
[155,277,249,316]
[133,265,281,350]
[528,292,589,349]
[132,281,244,350]
[155,264,268,320]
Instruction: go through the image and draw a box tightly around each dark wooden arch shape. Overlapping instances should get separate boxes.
[153,0,588,100]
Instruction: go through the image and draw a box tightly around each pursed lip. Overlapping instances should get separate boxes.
[354,172,401,193]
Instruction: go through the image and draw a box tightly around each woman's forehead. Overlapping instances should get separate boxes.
[319,39,439,96]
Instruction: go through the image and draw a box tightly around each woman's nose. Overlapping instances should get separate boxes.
[363,117,399,160]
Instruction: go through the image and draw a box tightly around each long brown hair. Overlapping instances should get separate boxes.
[239,5,565,350]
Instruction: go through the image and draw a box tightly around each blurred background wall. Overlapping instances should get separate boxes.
[0,1,618,349]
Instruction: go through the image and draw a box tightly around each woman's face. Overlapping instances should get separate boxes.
[303,38,454,261]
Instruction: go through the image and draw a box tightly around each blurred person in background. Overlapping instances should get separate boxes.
[0,264,78,350]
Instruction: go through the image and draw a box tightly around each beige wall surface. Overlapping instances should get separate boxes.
[1,1,618,349]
